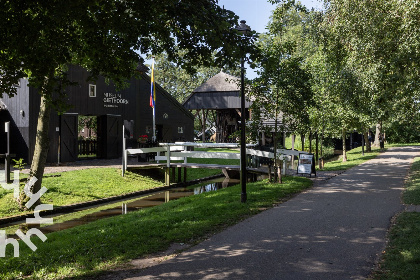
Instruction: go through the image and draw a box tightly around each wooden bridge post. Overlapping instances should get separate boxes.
[165,168,171,186]
[5,122,11,183]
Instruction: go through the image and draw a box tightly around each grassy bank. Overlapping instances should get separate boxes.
[403,157,420,204]
[0,176,311,279]
[321,146,381,171]
[0,168,163,218]
[0,150,238,219]
[371,156,420,279]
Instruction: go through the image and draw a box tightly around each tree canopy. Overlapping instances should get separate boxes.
[0,0,255,205]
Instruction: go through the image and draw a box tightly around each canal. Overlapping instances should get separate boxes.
[1,177,240,237]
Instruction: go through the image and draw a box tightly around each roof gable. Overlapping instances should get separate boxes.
[193,71,240,93]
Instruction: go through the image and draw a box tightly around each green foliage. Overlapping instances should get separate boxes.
[385,117,420,144]
[12,158,26,170]
[150,51,240,104]
[0,0,256,202]
[0,168,163,218]
[322,146,381,171]
[403,157,420,205]
[78,116,97,138]
[0,1,251,98]
[250,2,314,143]
[0,177,311,279]
[322,0,420,134]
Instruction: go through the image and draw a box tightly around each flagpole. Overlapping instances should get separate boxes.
[151,56,156,142]
[153,103,156,142]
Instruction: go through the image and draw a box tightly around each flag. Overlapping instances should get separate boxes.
[150,59,156,108]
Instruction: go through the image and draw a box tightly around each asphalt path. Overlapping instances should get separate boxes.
[108,146,420,280]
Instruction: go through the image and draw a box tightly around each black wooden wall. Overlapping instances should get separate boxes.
[3,64,194,164]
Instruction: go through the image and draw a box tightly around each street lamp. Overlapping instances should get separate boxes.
[235,20,251,203]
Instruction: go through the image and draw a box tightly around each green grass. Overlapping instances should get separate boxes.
[187,148,240,180]
[403,157,420,205]
[387,143,420,147]
[0,168,163,218]
[370,155,420,279]
[0,176,312,279]
[371,212,420,280]
[321,146,381,171]
[284,136,336,160]
[0,149,239,219]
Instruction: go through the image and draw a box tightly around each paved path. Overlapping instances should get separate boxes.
[104,146,420,280]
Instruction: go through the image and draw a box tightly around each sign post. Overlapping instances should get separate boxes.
[297,153,316,177]
[5,122,10,183]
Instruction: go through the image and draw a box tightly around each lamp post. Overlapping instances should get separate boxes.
[235,20,251,203]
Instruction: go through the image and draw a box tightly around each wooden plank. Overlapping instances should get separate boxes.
[277,149,307,157]
[171,151,240,159]
[155,156,185,161]
[164,142,241,148]
[246,149,272,158]
[126,147,166,154]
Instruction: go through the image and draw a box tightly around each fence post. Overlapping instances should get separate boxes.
[122,125,126,176]
[5,122,10,183]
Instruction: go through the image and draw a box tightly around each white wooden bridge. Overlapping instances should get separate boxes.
[122,141,308,185]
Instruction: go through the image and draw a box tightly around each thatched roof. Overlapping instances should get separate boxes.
[183,71,251,110]
[192,71,240,93]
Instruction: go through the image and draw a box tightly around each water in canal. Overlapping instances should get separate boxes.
[3,177,239,236]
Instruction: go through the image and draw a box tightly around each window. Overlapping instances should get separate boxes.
[89,84,96,97]
[178,127,183,134]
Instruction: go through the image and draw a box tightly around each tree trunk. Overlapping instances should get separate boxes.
[301,134,305,152]
[201,109,206,143]
[309,130,312,154]
[364,131,371,152]
[342,127,347,162]
[22,93,51,208]
[374,123,381,146]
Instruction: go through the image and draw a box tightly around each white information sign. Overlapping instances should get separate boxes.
[297,154,314,175]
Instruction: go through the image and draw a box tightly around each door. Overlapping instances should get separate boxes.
[60,113,78,162]
[97,114,122,159]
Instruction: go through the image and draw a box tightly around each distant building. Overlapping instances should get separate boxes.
[0,65,194,163]
[183,71,284,146]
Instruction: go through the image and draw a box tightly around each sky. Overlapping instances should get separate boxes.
[144,1,324,78]
[218,0,324,78]
[218,0,324,34]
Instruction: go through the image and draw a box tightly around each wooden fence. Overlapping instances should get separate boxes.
[78,140,97,155]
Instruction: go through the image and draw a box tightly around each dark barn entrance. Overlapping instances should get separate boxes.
[97,114,122,159]
[60,113,79,162]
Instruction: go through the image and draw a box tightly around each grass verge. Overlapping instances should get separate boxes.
[0,153,231,219]
[0,176,311,279]
[321,146,381,171]
[370,156,420,279]
[403,157,420,205]
[371,212,420,280]
[0,168,163,218]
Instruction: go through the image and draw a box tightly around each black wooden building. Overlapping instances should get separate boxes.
[0,65,194,163]
[183,71,252,143]
[183,71,284,145]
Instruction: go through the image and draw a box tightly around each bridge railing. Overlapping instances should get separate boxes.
[122,141,308,177]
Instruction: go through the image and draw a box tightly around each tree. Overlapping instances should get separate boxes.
[150,51,240,104]
[0,0,252,207]
[250,1,314,179]
[323,0,420,147]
